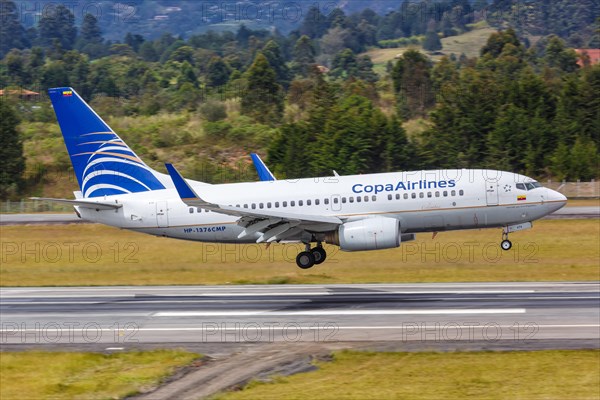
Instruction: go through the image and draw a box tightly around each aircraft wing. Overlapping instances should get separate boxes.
[250,153,276,181]
[165,163,341,242]
[30,197,123,210]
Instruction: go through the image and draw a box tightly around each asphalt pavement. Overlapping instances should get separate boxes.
[1,282,598,348]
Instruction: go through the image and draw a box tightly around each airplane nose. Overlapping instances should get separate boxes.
[547,189,567,203]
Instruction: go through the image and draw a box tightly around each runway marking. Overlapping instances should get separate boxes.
[105,347,124,351]
[154,308,527,317]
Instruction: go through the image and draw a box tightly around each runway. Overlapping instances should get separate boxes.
[1,282,598,347]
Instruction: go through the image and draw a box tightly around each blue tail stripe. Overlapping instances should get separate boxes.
[48,87,165,198]
[83,174,151,195]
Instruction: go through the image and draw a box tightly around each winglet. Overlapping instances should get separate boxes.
[250,153,276,181]
[165,163,201,201]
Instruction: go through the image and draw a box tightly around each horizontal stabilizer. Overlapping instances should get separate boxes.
[30,197,122,210]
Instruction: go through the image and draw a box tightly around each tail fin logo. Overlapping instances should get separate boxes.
[48,87,165,198]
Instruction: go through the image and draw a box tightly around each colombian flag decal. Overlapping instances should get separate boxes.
[517,195,526,201]
[62,90,73,96]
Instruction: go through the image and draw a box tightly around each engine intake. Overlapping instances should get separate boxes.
[325,217,402,251]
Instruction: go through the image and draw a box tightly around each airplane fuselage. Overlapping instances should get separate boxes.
[77,169,566,246]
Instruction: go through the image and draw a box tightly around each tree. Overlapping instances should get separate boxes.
[0,100,25,198]
[0,0,29,58]
[391,50,434,118]
[481,29,521,58]
[38,4,77,50]
[330,49,358,79]
[423,30,442,51]
[206,56,231,87]
[125,33,145,52]
[80,13,102,43]
[292,35,316,77]
[299,6,330,38]
[241,52,284,124]
[262,40,290,87]
[544,35,579,73]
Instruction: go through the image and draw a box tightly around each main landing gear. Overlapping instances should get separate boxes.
[296,243,327,269]
[501,231,512,251]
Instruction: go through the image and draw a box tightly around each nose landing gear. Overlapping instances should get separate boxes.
[296,242,327,269]
[501,231,512,251]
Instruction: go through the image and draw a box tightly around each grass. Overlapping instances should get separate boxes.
[439,26,497,59]
[0,349,199,400]
[217,350,600,400]
[1,219,598,286]
[363,23,497,72]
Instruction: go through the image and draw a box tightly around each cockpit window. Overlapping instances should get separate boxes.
[526,182,542,190]
[517,182,542,191]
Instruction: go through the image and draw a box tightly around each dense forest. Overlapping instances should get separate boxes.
[0,0,598,199]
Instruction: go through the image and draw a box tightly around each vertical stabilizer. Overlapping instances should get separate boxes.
[48,87,166,198]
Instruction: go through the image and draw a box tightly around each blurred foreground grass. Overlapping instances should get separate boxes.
[0,350,198,400]
[0,219,598,286]
[218,349,600,400]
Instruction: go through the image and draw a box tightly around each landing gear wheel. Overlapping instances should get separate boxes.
[311,247,327,264]
[296,251,315,269]
[501,239,512,251]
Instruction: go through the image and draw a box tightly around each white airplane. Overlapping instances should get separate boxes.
[35,87,567,269]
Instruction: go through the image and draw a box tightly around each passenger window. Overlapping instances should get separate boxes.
[266,202,271,208]
[412,193,416,199]
[259,203,264,209]
[315,199,320,205]
[236,204,240,208]
[419,192,424,198]
[325,198,330,205]
[189,208,194,214]
[275,202,279,208]
[283,201,287,207]
[299,200,303,206]
[427,192,432,198]
[364,196,369,202]
[435,191,440,197]
[372,195,376,201]
[291,201,295,206]
[333,198,338,204]
[396,193,400,200]
[451,190,456,196]
[342,197,346,203]
[252,204,256,209]
[443,191,448,197]
[404,193,408,199]
[243,204,248,208]
[459,190,464,196]
[388,194,392,201]
[350,197,355,203]
[356,196,361,203]
[307,199,311,206]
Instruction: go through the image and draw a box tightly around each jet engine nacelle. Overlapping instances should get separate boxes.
[325,217,403,251]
